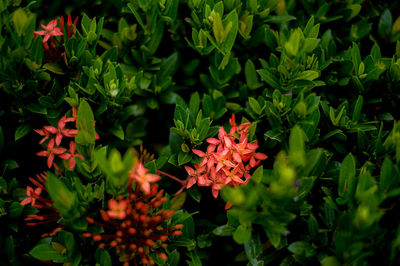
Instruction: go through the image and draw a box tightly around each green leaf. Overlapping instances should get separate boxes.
[3,160,19,170]
[127,3,147,33]
[288,241,316,257]
[257,69,280,89]
[251,166,263,184]
[213,224,236,236]
[198,118,211,140]
[5,236,14,260]
[43,63,65,75]
[233,225,252,244]
[296,70,319,81]
[170,192,187,211]
[202,94,214,117]
[248,97,262,115]
[285,29,301,57]
[221,9,238,53]
[95,248,112,266]
[351,43,361,74]
[75,100,96,145]
[338,153,356,199]
[264,15,296,24]
[26,103,47,114]
[244,234,262,261]
[189,92,200,117]
[31,36,44,65]
[178,151,192,165]
[158,52,179,83]
[29,243,66,261]
[9,202,24,218]
[245,59,262,90]
[289,126,306,167]
[378,9,392,38]
[110,125,124,140]
[12,8,28,36]
[46,173,77,217]
[380,156,400,192]
[15,124,31,141]
[352,95,363,122]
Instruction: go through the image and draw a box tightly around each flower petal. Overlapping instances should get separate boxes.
[192,149,205,157]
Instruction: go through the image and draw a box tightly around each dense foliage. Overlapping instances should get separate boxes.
[1,0,400,265]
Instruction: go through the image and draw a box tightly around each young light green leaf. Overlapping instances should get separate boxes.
[338,153,356,198]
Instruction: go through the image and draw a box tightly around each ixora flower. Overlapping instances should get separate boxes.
[20,186,42,206]
[184,114,268,200]
[21,173,63,237]
[130,162,161,194]
[58,141,85,169]
[36,138,67,169]
[83,182,183,265]
[34,19,63,43]
[35,107,94,173]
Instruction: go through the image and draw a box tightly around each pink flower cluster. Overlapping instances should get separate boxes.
[185,114,268,199]
[35,107,85,174]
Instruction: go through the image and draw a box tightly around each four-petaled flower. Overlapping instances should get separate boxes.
[44,116,78,146]
[107,198,130,220]
[34,19,63,43]
[58,141,84,169]
[130,163,161,194]
[36,138,67,168]
[20,186,42,206]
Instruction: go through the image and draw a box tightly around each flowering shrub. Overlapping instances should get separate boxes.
[1,0,400,265]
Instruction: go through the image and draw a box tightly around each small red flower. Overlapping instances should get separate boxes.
[20,186,42,206]
[44,116,78,146]
[58,141,84,169]
[34,19,63,43]
[36,138,67,168]
[107,198,130,220]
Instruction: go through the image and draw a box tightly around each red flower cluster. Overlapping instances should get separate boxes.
[185,114,267,199]
[84,164,183,265]
[35,107,84,174]
[34,14,78,60]
[20,173,63,237]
